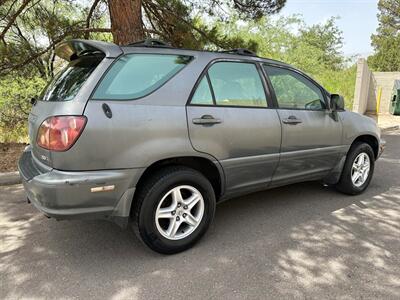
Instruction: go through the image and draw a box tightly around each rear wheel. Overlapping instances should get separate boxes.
[335,142,375,195]
[132,166,216,254]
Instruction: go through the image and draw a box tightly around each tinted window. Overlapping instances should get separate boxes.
[92,54,192,100]
[207,62,267,107]
[191,76,214,105]
[41,57,101,102]
[264,65,325,110]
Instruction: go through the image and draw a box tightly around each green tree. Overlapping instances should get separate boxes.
[0,0,112,79]
[0,0,287,77]
[368,0,400,71]
[298,17,344,70]
[0,76,46,142]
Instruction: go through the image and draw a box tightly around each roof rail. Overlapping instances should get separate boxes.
[220,48,257,57]
[127,39,172,48]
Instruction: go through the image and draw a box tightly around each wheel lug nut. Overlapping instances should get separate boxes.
[183,205,188,210]
[171,211,176,215]
[176,216,180,221]
[183,213,187,218]
[177,203,181,208]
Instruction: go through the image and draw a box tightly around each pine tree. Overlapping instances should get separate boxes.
[368,0,400,71]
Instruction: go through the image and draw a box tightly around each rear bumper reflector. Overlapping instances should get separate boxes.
[91,185,115,193]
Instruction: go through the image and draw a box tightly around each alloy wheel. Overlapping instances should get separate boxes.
[155,185,205,240]
[351,152,370,187]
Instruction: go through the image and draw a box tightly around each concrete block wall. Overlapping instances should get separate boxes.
[353,58,400,114]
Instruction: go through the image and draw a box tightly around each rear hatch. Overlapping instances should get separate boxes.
[28,40,122,166]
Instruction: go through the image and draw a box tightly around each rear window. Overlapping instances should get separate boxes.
[92,54,193,100]
[41,57,101,102]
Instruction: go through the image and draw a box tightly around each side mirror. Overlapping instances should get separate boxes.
[330,94,345,111]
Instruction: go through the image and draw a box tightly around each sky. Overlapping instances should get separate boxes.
[279,0,379,57]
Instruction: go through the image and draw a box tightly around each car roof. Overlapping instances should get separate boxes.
[56,39,292,68]
[120,45,292,67]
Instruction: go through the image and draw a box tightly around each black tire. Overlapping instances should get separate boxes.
[131,166,216,254]
[335,142,375,195]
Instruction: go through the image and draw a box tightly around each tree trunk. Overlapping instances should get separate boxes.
[108,0,144,45]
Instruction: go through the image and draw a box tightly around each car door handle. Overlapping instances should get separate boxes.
[282,116,302,125]
[192,115,222,125]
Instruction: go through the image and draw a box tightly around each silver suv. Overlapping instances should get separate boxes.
[19,39,385,254]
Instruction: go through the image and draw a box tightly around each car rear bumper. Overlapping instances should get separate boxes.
[18,147,144,227]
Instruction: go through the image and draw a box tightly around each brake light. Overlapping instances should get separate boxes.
[37,116,87,151]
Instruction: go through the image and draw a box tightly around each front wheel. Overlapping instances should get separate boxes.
[335,142,375,195]
[132,166,216,254]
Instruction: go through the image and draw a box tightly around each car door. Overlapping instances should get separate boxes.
[186,60,281,196]
[263,64,343,186]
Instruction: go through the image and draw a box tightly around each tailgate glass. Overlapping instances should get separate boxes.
[40,57,102,102]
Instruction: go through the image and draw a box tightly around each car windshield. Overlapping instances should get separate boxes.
[40,57,102,102]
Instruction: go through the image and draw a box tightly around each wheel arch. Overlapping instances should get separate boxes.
[323,133,379,186]
[134,156,225,202]
[351,134,379,159]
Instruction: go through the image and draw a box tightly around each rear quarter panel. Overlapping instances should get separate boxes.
[60,103,196,170]
[50,53,214,170]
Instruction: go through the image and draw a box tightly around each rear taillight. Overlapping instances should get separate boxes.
[37,116,87,151]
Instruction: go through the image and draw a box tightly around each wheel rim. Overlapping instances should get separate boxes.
[351,152,370,187]
[155,185,205,240]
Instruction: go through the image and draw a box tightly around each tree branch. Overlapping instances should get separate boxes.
[142,2,168,39]
[0,27,112,74]
[0,0,33,41]
[143,1,173,37]
[13,20,46,76]
[0,0,18,23]
[84,0,101,39]
[146,2,227,48]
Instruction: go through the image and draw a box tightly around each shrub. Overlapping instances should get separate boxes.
[0,76,46,142]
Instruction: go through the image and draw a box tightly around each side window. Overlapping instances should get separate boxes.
[207,62,267,107]
[191,76,214,105]
[264,65,326,110]
[92,54,192,100]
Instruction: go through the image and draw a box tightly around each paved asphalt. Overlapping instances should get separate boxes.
[1,131,400,300]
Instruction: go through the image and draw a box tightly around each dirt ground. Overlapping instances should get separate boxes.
[0,143,26,172]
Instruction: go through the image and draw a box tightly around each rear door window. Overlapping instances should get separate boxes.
[209,62,267,107]
[191,76,214,105]
[190,62,267,108]
[92,54,193,100]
